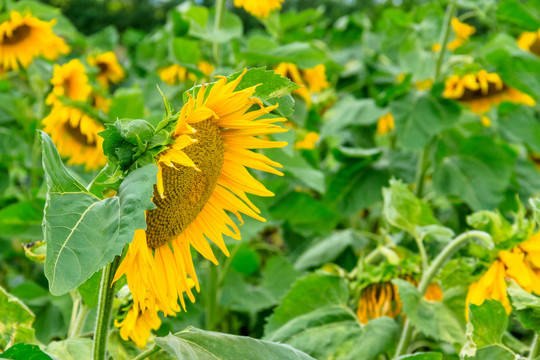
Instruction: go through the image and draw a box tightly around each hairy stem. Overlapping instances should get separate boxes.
[92,256,121,360]
[435,3,456,82]
[133,344,161,360]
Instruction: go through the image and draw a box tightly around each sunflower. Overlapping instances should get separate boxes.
[443,70,535,113]
[447,17,475,51]
[197,61,214,77]
[113,70,287,346]
[295,131,319,150]
[115,301,162,349]
[158,64,197,85]
[42,104,107,170]
[92,93,111,113]
[87,51,125,88]
[517,29,540,57]
[274,62,330,108]
[466,233,540,316]
[0,10,69,71]
[46,59,92,105]
[356,279,443,324]
[302,64,330,93]
[234,0,284,19]
[376,113,395,135]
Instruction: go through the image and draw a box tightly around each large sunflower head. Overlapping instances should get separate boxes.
[518,29,540,57]
[42,103,107,170]
[87,51,125,88]
[46,59,92,105]
[443,70,535,113]
[233,0,285,19]
[0,10,70,71]
[113,69,288,346]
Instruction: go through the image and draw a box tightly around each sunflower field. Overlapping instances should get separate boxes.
[3,0,540,359]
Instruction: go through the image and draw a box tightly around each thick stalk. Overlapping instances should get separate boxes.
[530,333,540,360]
[212,0,226,67]
[394,231,491,358]
[206,263,219,331]
[92,256,121,360]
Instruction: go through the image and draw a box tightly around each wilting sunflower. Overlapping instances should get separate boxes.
[113,70,287,347]
[46,59,92,105]
[87,51,125,88]
[376,113,395,135]
[443,70,535,113]
[234,0,284,19]
[466,233,540,316]
[517,29,540,57]
[42,104,107,170]
[0,11,69,71]
[357,279,443,324]
[295,131,319,150]
[447,17,475,51]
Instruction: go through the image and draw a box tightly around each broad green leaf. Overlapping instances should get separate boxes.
[109,88,145,120]
[184,7,243,44]
[433,136,516,211]
[41,132,157,295]
[464,344,516,360]
[391,91,460,150]
[343,317,399,360]
[171,37,201,65]
[383,179,438,237]
[397,353,442,360]
[294,229,368,270]
[466,300,508,349]
[393,279,465,344]
[496,0,540,31]
[0,200,45,240]
[242,42,329,69]
[0,286,35,351]
[0,343,57,360]
[498,104,540,154]
[261,256,300,301]
[44,339,93,360]
[506,280,540,331]
[86,26,119,51]
[154,328,316,360]
[265,273,348,336]
[77,270,102,308]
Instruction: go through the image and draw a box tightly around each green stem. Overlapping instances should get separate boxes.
[212,0,226,67]
[92,256,121,360]
[414,145,430,198]
[133,344,161,360]
[206,263,219,331]
[530,333,540,360]
[68,291,81,338]
[413,235,429,271]
[394,230,491,358]
[68,291,88,339]
[434,3,456,82]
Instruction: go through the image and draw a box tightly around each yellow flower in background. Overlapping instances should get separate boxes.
[443,70,535,113]
[517,29,540,57]
[295,131,319,150]
[448,17,475,50]
[377,113,395,135]
[356,279,443,324]
[92,93,111,113]
[234,0,285,19]
[414,78,433,91]
[432,43,442,52]
[480,115,491,127]
[46,59,92,105]
[197,61,214,77]
[0,11,69,70]
[87,51,125,88]
[158,64,196,85]
[113,70,287,346]
[303,64,329,93]
[115,304,161,349]
[466,233,540,316]
[42,104,106,170]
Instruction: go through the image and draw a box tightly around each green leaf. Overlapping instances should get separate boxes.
[433,136,516,211]
[467,300,508,349]
[0,286,35,352]
[0,343,56,360]
[0,200,45,240]
[261,256,301,301]
[186,7,243,44]
[154,328,316,360]
[242,42,329,69]
[77,270,101,308]
[397,353,442,360]
[109,88,145,120]
[391,91,460,150]
[41,132,157,295]
[44,339,93,360]
[320,97,385,138]
[498,104,540,154]
[264,149,325,193]
[265,273,348,336]
[87,25,119,51]
[496,0,540,31]
[294,230,368,270]
[171,37,200,64]
[383,179,438,237]
[506,279,540,331]
[393,279,465,344]
[343,317,399,360]
[464,344,516,360]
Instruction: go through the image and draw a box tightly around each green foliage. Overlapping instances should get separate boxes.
[0,286,35,352]
[507,280,540,332]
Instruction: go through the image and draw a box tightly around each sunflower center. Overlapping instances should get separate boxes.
[98,62,108,75]
[145,119,225,248]
[459,82,507,101]
[63,121,95,146]
[1,25,31,45]
[530,38,540,57]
